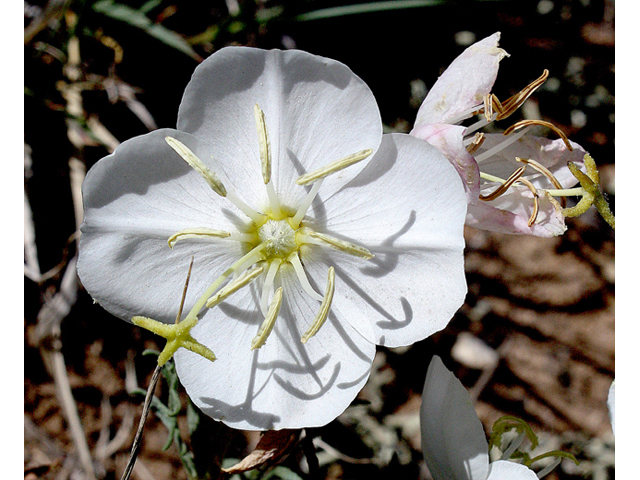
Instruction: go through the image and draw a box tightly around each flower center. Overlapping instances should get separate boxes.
[256,218,299,260]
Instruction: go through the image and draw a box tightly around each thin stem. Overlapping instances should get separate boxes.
[120,365,163,480]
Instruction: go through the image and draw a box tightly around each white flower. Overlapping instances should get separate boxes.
[77,47,468,430]
[411,32,588,237]
[421,356,537,480]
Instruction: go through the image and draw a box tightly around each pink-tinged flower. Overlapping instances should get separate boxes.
[411,32,588,237]
[77,47,468,430]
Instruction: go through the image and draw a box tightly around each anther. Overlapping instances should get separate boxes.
[205,265,265,308]
[299,229,374,260]
[516,157,566,207]
[479,166,526,201]
[465,132,486,155]
[165,136,227,196]
[253,104,271,185]
[514,176,540,226]
[301,267,336,343]
[496,69,549,120]
[168,228,231,248]
[296,149,373,186]
[503,120,572,151]
[251,287,284,350]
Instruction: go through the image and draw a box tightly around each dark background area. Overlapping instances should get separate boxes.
[24,1,614,479]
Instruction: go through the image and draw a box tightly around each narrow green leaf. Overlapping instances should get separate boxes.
[92,0,202,60]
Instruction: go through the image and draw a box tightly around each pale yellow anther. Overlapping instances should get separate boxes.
[300,229,374,260]
[168,228,231,248]
[254,104,271,184]
[296,149,373,186]
[301,267,335,344]
[165,136,227,196]
[205,265,265,308]
[251,287,284,350]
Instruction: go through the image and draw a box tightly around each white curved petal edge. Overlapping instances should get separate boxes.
[77,128,242,323]
[421,356,489,480]
[310,133,468,347]
[608,380,615,435]
[414,32,507,126]
[486,460,538,480]
[177,46,383,205]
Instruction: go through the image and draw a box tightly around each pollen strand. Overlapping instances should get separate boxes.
[296,149,373,186]
[165,136,227,196]
[251,287,284,350]
[168,228,231,248]
[301,267,336,343]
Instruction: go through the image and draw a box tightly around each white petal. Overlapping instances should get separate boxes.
[177,47,382,209]
[303,134,467,347]
[608,380,615,435]
[467,186,567,237]
[174,267,376,430]
[421,356,490,480]
[486,461,538,480]
[415,32,507,126]
[411,122,481,202]
[476,134,588,189]
[77,129,243,323]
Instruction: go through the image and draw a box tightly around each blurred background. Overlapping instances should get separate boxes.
[24,1,615,479]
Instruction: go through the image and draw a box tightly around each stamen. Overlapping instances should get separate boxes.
[254,104,282,217]
[168,228,231,248]
[175,256,195,324]
[479,166,526,201]
[497,70,549,120]
[516,157,566,208]
[205,265,265,308]
[515,177,540,226]
[301,267,335,343]
[296,149,373,186]
[185,243,266,318]
[260,259,282,317]
[299,230,374,260]
[288,253,323,302]
[251,287,284,350]
[253,104,271,184]
[290,178,324,228]
[501,431,526,460]
[465,132,486,155]
[165,136,227,196]
[535,458,562,479]
[225,190,266,224]
[503,120,572,151]
[165,136,265,223]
